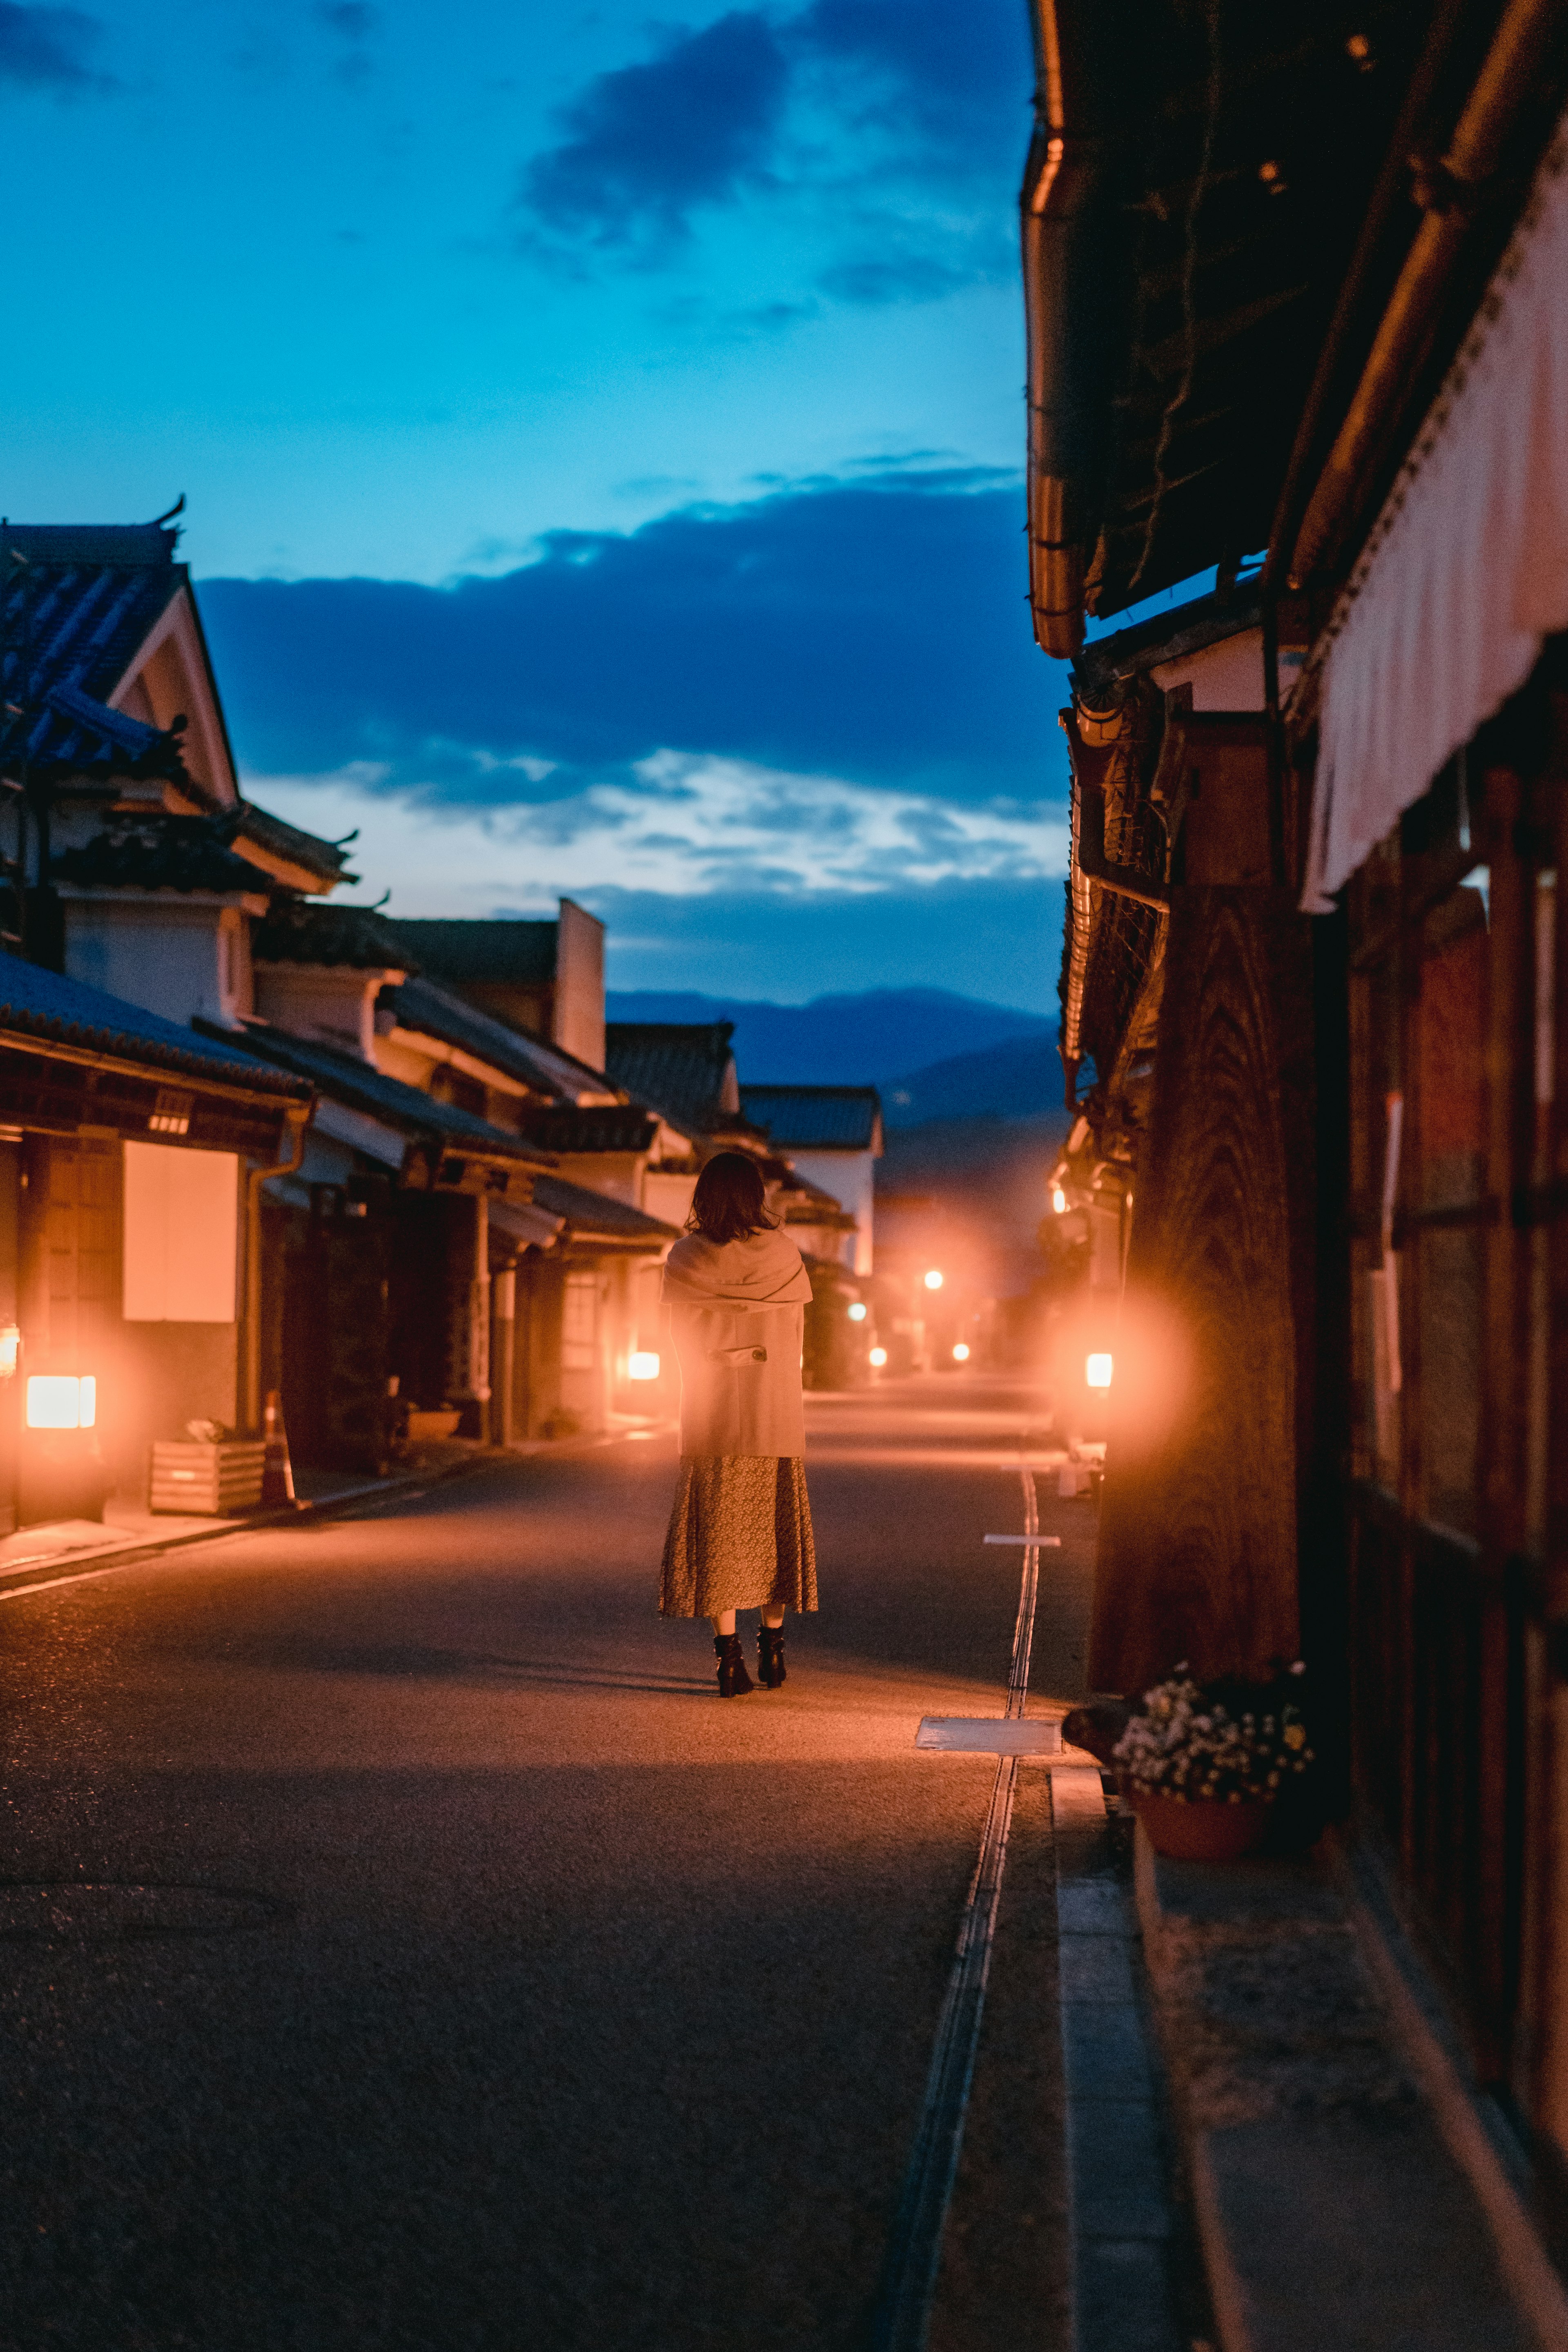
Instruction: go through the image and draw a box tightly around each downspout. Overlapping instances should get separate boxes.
[1288,0,1566,587]
[243,1104,309,1437]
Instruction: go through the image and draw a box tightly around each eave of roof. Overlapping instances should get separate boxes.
[230,801,357,890]
[514,1105,660,1155]
[1022,0,1427,644]
[216,1020,552,1163]
[531,1172,677,1247]
[52,817,270,899]
[0,953,311,1099]
[382,975,616,1103]
[252,898,414,971]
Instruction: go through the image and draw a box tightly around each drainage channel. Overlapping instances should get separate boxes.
[868,1461,1050,2352]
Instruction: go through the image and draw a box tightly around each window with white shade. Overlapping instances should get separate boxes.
[122,1143,239,1322]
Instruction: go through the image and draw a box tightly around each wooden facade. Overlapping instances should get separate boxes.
[1025,0,1568,2199]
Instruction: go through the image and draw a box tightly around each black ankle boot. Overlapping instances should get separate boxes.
[757,1622,786,1688]
[715,1633,753,1697]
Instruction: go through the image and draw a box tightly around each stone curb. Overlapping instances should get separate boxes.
[1132,1823,1559,2352]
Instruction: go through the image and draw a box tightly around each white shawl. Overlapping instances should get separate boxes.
[661,1227,813,1457]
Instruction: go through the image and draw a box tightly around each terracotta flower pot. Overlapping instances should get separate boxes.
[1131,1791,1272,1862]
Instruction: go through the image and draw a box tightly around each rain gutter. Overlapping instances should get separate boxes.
[1022,0,1126,659]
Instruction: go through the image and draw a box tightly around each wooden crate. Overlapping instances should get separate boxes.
[149,1440,266,1517]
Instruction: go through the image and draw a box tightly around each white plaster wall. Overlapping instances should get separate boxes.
[65,898,244,1028]
[1151,627,1264,710]
[780,1148,875,1273]
[254,963,383,1058]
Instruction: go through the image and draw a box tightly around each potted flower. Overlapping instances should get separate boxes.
[1112,1663,1314,1862]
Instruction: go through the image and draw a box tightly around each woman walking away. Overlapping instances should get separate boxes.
[659,1152,819,1697]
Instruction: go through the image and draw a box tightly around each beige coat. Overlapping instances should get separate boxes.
[662,1226,814,1457]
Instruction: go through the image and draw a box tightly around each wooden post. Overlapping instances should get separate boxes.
[1089,885,1317,1693]
[491,1265,516,1448]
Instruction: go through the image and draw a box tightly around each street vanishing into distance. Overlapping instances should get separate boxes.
[0,1375,1099,2352]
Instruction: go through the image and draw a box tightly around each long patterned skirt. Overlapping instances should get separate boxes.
[659,1454,818,1619]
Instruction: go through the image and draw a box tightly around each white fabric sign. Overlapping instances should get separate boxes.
[123,1143,239,1323]
[1303,122,1568,913]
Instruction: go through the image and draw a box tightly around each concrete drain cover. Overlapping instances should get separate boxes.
[0,1883,285,1940]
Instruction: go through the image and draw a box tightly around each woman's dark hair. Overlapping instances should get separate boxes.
[687,1152,776,1245]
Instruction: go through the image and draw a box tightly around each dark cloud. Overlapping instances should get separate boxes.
[817,253,967,307]
[315,1,377,33]
[789,0,1027,152]
[512,0,1029,297]
[196,472,1068,806]
[313,0,377,86]
[0,1,111,90]
[517,13,788,250]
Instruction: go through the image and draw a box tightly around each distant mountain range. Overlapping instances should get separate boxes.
[605,987,1056,1122]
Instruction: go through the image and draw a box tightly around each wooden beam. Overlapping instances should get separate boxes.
[1089,885,1316,1692]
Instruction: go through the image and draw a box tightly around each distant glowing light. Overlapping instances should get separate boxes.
[1051,1186,1068,1215]
[868,1346,888,1368]
[628,1352,661,1381]
[0,1323,18,1378]
[1086,1353,1113,1390]
[951,1343,970,1362]
[847,1302,867,1321]
[923,1270,943,1290]
[28,1374,95,1429]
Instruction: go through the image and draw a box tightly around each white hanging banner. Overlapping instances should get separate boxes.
[1302,118,1568,914]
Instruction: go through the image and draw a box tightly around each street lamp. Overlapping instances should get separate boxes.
[951,1343,970,1362]
[868,1346,888,1368]
[923,1269,943,1291]
[847,1302,867,1321]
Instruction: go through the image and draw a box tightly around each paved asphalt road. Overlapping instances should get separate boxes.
[0,1374,1097,2352]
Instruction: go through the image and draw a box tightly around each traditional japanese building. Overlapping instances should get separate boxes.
[1025,0,1568,2237]
[0,954,311,1528]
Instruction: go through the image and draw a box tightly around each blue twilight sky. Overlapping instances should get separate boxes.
[4,0,1082,1007]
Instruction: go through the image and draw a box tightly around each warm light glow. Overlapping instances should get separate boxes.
[628,1351,661,1381]
[0,1323,18,1378]
[868,1346,888,1368]
[1086,1353,1113,1390]
[847,1302,867,1321]
[27,1374,95,1429]
[1051,1186,1068,1215]
[923,1270,944,1290]
[951,1343,970,1362]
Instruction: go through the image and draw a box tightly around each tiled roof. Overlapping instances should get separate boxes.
[53,816,268,897]
[0,523,194,786]
[514,1104,659,1155]
[531,1172,677,1246]
[604,1022,739,1136]
[740,1084,883,1151]
[0,952,310,1096]
[383,917,558,986]
[232,800,357,887]
[213,1020,550,1163]
[252,898,415,971]
[381,975,607,1103]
